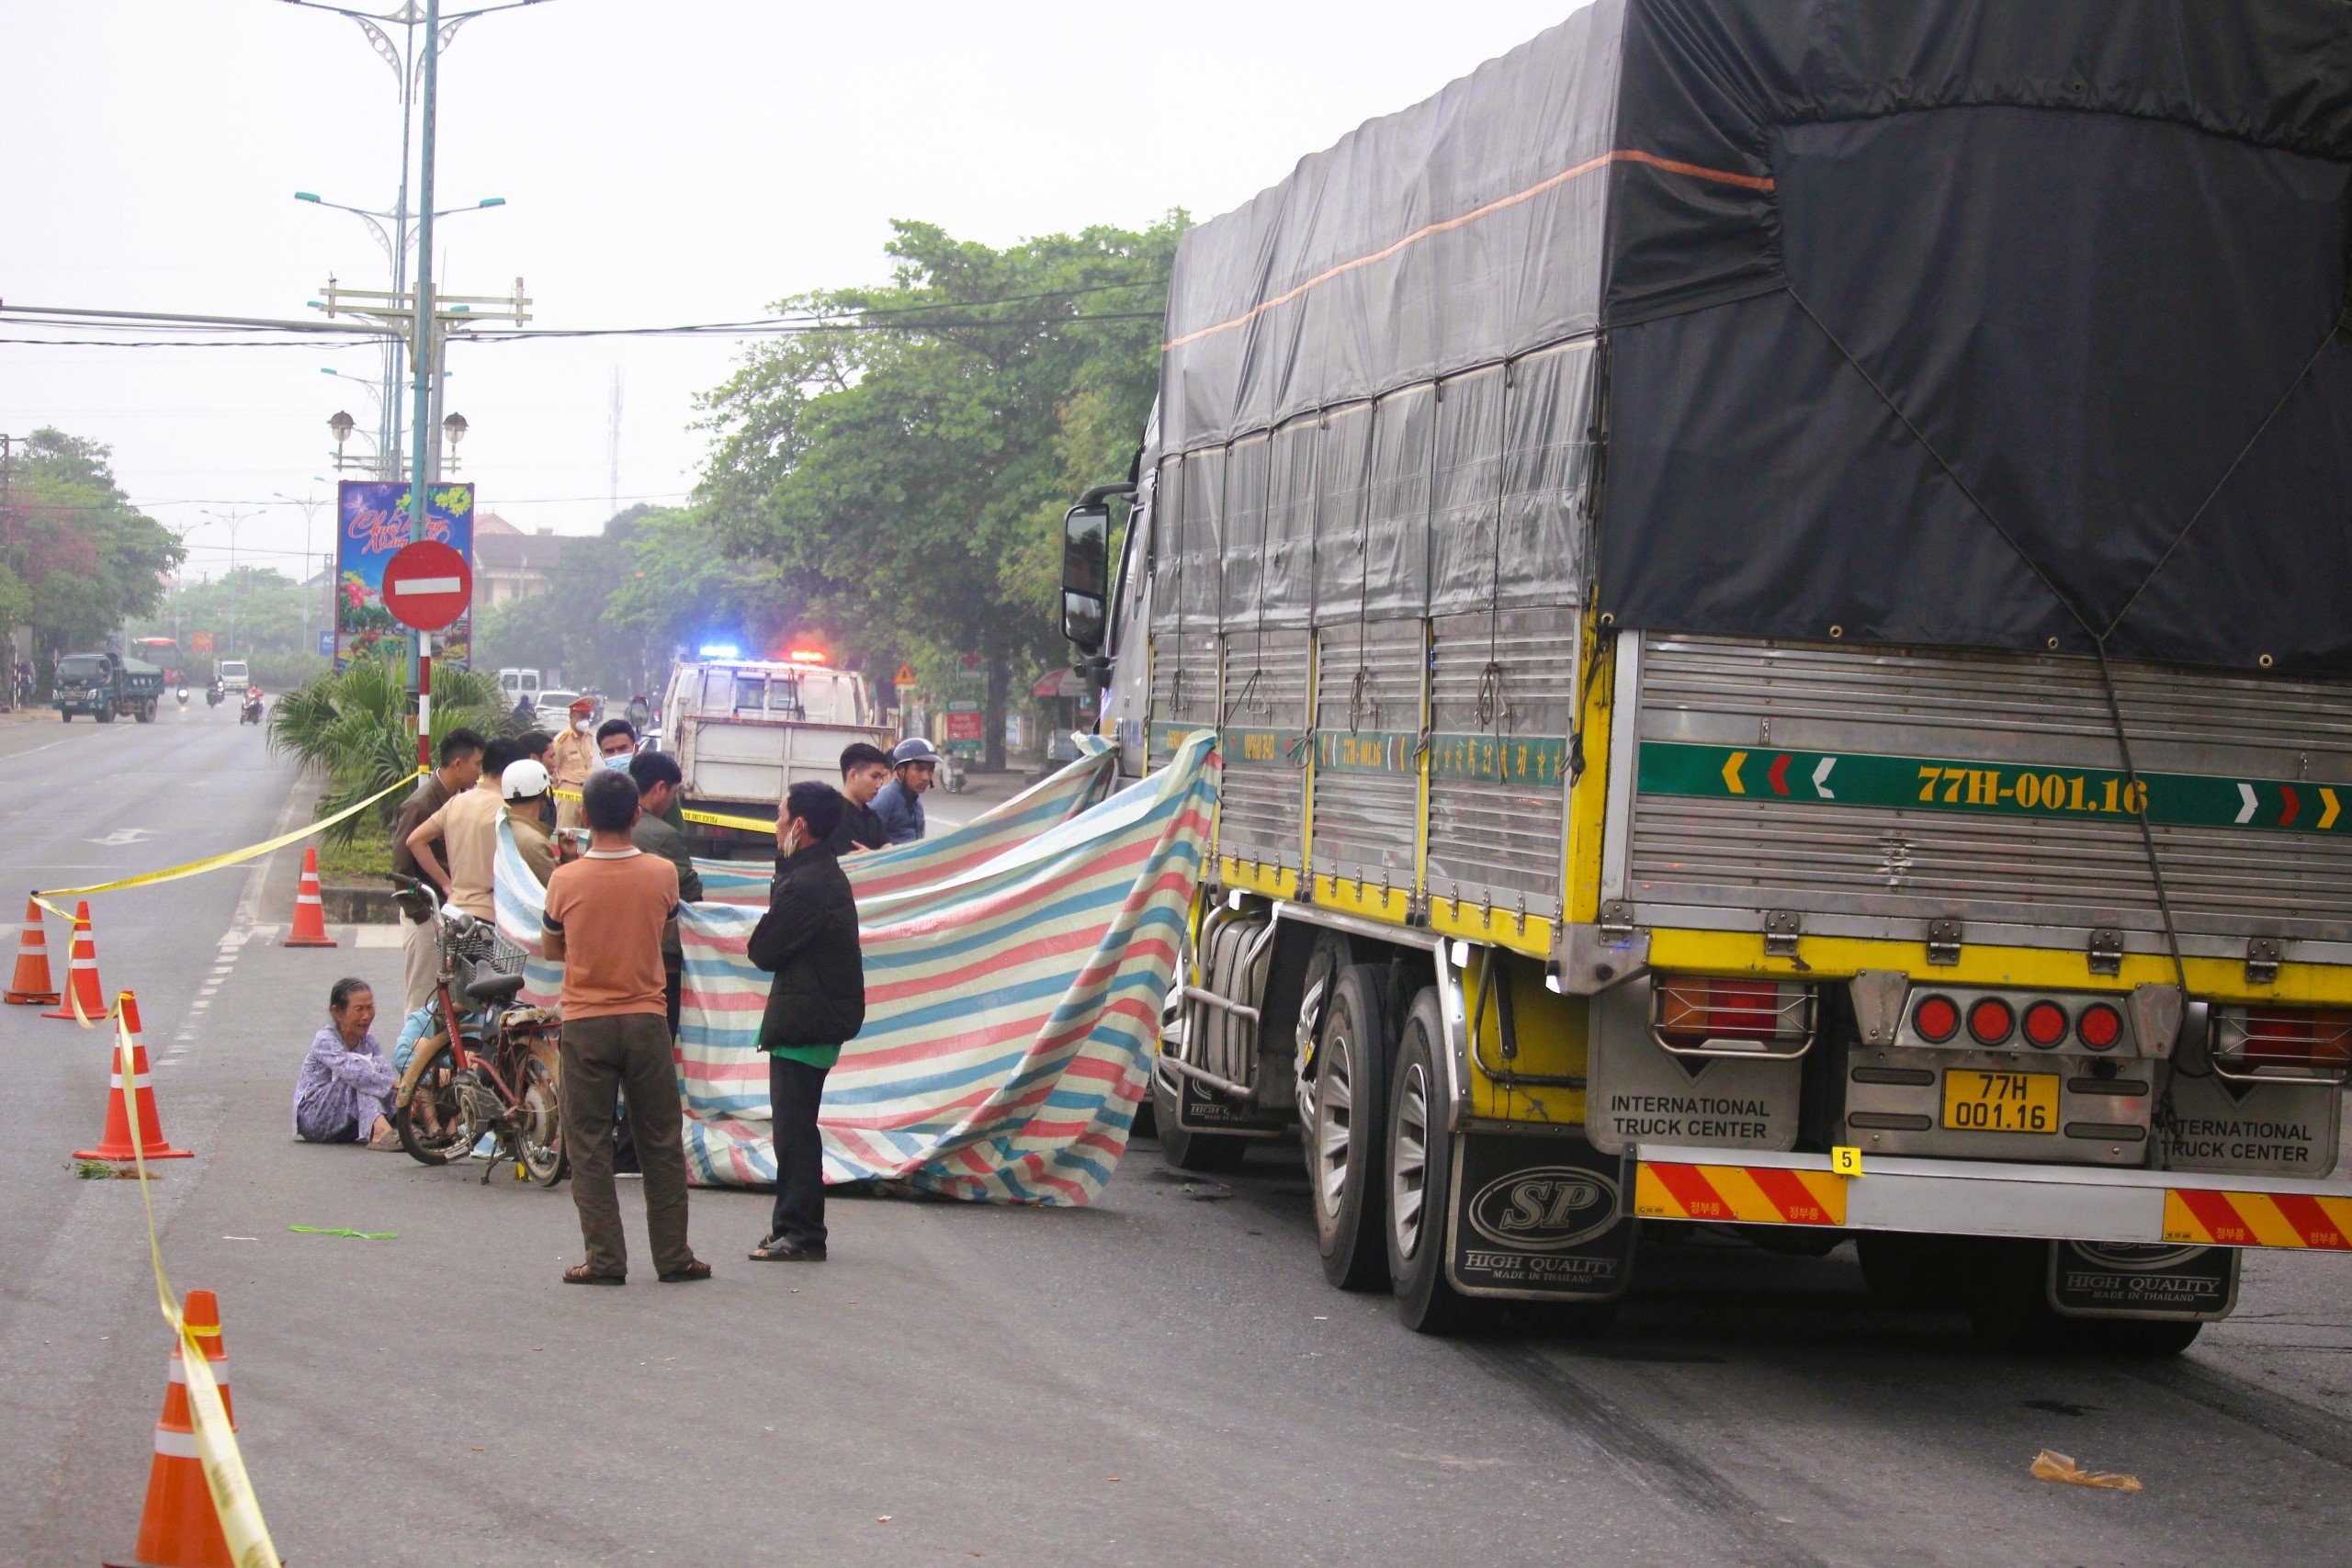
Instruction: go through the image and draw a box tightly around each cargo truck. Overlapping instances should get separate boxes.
[54,651,164,724]
[1061,0,2352,1350]
[659,653,894,853]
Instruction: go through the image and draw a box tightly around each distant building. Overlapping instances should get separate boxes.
[473,511,570,607]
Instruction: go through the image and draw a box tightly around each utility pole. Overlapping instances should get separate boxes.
[608,367,624,520]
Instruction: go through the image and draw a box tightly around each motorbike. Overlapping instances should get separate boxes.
[205,682,223,708]
[175,685,188,707]
[388,875,567,1185]
[239,688,263,726]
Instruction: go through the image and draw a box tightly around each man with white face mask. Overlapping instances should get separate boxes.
[549,695,599,830]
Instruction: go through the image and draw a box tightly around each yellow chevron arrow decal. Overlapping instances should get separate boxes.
[1722,750,1747,795]
[2323,788,2341,831]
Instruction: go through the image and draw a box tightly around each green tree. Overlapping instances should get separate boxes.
[130,566,332,688]
[267,657,508,842]
[1,429,184,679]
[697,215,1182,766]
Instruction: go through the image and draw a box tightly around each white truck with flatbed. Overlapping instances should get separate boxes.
[658,654,893,852]
[1059,0,2352,1350]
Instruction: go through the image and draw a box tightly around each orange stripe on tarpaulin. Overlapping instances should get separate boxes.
[1162,150,1775,352]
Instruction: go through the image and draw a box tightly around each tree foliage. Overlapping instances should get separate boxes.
[1,429,184,673]
[130,566,331,688]
[473,503,781,700]
[696,216,1181,766]
[267,657,508,842]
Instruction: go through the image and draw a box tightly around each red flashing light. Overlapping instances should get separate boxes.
[1912,994,1961,1043]
[2022,1000,2069,1048]
[1967,997,2015,1046]
[2076,1003,2123,1051]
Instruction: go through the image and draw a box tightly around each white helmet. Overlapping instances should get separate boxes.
[501,758,552,801]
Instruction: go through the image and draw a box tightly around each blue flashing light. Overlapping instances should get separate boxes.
[696,643,741,660]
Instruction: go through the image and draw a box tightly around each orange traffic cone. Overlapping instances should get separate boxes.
[42,900,106,1021]
[74,992,192,1163]
[282,847,334,948]
[103,1289,237,1568]
[4,896,59,1005]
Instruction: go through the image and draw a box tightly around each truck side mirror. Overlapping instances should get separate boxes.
[1060,502,1110,652]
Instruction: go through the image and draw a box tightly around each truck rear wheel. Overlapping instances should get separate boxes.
[58,711,68,722]
[95,705,113,724]
[1306,964,1390,1291]
[1386,987,1497,1334]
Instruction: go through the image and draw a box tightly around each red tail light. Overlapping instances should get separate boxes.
[2075,1003,2122,1051]
[2213,1007,2352,1080]
[2021,1000,2069,1048]
[1912,994,1961,1043]
[1967,998,2015,1046]
[1654,976,1814,1055]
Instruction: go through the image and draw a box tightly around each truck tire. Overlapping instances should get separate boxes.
[95,705,113,724]
[1306,964,1390,1291]
[1385,987,1498,1334]
[133,702,153,724]
[1857,1232,1959,1309]
[58,711,68,722]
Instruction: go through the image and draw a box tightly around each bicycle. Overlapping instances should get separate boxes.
[390,875,568,1187]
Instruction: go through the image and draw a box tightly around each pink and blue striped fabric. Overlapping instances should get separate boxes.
[491,734,1218,1204]
[688,740,1119,908]
[676,731,1216,1201]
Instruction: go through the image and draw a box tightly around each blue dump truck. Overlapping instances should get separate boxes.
[54,651,164,724]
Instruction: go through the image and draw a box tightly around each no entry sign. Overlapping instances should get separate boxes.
[379,540,472,632]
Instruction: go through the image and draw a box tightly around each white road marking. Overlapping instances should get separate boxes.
[86,827,158,847]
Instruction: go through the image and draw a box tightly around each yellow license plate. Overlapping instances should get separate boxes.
[1941,1069,2059,1134]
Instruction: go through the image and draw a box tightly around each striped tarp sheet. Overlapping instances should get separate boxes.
[678,730,1216,1201]
[493,824,564,1012]
[688,739,1118,907]
[491,732,1217,1203]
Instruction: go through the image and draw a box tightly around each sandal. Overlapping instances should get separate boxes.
[562,1264,625,1286]
[658,1258,712,1283]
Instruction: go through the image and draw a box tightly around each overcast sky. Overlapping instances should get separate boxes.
[2,0,1572,584]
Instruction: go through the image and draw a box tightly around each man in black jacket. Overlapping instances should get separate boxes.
[747,780,865,1262]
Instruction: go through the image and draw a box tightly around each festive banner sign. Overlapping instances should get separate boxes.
[334,480,473,670]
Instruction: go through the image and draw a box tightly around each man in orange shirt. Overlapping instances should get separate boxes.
[541,768,708,1286]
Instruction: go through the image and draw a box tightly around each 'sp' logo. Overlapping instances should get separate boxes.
[1467,1167,1622,1251]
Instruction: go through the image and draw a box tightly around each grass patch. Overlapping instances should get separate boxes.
[315,828,393,885]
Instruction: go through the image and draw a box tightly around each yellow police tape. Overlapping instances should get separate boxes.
[551,785,774,836]
[33,769,424,916]
[100,991,282,1565]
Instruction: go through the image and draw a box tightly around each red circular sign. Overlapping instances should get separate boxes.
[380,540,472,632]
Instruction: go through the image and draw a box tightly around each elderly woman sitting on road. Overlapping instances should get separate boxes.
[293,978,401,1150]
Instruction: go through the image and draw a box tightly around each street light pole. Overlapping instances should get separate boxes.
[409,0,441,768]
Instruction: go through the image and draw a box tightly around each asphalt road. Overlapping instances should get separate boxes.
[9,710,2352,1565]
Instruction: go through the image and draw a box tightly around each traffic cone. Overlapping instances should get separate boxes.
[74,992,192,1163]
[281,847,335,948]
[4,896,59,1005]
[42,900,106,1021]
[103,1289,236,1568]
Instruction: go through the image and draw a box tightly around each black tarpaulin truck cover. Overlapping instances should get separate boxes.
[1157,0,2352,671]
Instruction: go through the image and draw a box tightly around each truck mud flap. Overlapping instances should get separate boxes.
[2047,1240,2239,1322]
[1164,1064,1286,1136]
[1446,1130,1636,1302]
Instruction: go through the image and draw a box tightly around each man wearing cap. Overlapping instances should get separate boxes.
[548,696,600,830]
[872,737,942,845]
[501,758,560,887]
